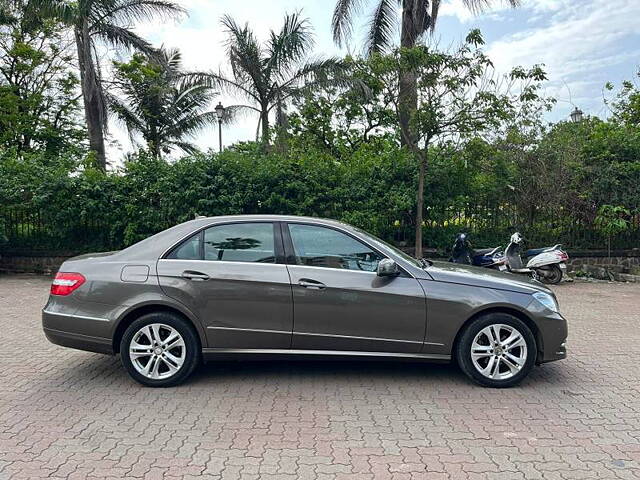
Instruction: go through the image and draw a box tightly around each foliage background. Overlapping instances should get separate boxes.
[1,2,639,256]
[2,116,639,256]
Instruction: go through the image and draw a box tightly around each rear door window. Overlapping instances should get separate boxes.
[203,223,276,263]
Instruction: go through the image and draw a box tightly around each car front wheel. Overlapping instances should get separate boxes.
[120,312,200,387]
[456,313,536,388]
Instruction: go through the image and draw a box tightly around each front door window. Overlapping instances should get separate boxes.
[288,224,382,272]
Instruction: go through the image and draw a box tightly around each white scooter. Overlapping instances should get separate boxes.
[504,232,569,284]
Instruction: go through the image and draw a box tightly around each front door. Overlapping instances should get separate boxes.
[284,223,427,353]
[157,221,293,349]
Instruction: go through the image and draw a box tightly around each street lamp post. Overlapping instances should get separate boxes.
[215,102,225,152]
[570,106,584,123]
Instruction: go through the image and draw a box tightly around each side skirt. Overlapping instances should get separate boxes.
[202,348,451,363]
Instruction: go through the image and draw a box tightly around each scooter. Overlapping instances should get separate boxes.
[504,232,569,284]
[449,233,508,271]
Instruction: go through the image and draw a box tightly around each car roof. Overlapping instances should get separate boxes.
[192,214,350,226]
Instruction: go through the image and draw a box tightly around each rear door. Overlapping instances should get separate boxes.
[157,221,293,349]
[283,222,427,353]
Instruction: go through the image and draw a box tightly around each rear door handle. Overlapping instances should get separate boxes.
[298,278,326,290]
[181,270,210,281]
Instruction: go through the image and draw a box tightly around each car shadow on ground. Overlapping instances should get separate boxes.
[194,358,464,382]
[33,351,573,392]
[188,357,573,390]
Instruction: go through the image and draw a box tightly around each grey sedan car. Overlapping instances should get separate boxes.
[43,215,567,388]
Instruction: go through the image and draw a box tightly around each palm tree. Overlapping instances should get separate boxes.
[36,0,184,169]
[332,0,520,146]
[204,12,345,145]
[108,48,219,159]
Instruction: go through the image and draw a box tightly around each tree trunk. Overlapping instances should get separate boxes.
[414,149,427,258]
[399,0,420,147]
[260,108,270,145]
[75,24,107,170]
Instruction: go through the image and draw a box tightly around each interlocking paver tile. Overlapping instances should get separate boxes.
[1,276,640,479]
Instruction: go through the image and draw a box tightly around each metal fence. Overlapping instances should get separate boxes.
[392,202,640,253]
[2,203,639,257]
[0,208,123,256]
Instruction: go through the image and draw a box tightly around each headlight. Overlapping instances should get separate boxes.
[532,291,559,313]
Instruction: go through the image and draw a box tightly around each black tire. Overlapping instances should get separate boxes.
[120,312,200,387]
[539,265,563,285]
[456,313,537,388]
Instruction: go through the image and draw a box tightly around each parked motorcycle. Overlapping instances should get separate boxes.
[504,232,569,284]
[449,233,508,271]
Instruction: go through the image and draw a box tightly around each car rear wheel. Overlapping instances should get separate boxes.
[456,313,536,388]
[120,312,200,387]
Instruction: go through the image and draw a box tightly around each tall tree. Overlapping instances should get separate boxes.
[370,31,548,257]
[204,12,345,145]
[0,0,84,155]
[36,0,184,169]
[331,0,520,145]
[109,49,218,159]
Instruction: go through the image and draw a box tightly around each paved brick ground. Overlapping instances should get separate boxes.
[1,275,639,480]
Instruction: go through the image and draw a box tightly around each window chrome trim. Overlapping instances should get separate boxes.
[286,264,377,275]
[157,258,288,270]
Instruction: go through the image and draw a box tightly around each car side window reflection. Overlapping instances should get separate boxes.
[167,234,200,260]
[288,224,382,272]
[204,223,276,263]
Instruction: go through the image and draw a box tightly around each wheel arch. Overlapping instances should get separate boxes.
[112,303,206,354]
[451,306,543,364]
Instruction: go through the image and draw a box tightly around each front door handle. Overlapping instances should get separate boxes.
[298,278,326,290]
[181,270,210,281]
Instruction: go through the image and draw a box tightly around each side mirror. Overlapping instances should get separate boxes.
[377,258,399,277]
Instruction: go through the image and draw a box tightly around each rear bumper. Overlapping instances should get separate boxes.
[42,309,114,355]
[43,327,114,354]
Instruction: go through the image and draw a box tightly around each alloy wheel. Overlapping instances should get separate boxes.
[128,323,186,380]
[470,323,528,380]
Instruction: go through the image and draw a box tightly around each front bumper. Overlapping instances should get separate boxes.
[536,311,568,363]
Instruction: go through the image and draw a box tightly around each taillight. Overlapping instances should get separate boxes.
[51,272,86,296]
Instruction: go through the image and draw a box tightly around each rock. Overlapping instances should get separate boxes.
[613,273,639,283]
[583,264,610,280]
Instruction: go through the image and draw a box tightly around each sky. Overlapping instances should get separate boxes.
[108,0,640,159]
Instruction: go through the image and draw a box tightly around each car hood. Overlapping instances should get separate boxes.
[425,260,551,295]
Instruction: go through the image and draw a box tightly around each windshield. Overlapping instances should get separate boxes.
[351,227,424,268]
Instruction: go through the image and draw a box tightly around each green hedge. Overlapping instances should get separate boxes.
[1,141,639,256]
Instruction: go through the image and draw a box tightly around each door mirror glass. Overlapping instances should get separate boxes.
[376,258,399,277]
